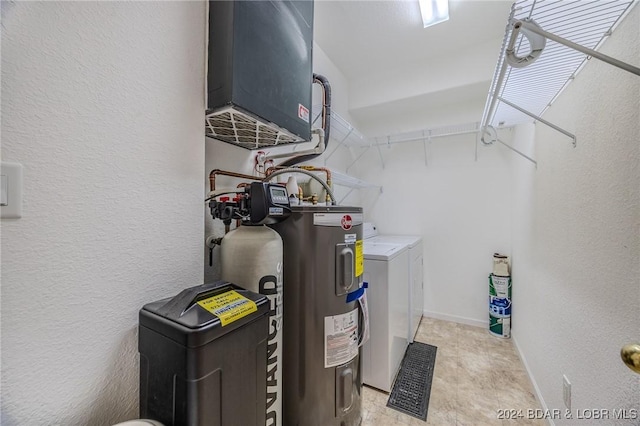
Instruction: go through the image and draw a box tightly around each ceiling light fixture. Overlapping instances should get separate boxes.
[418,0,449,28]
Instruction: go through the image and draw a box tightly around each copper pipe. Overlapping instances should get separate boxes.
[299,165,332,189]
[263,166,332,203]
[302,194,318,205]
[265,166,332,186]
[264,167,337,205]
[265,165,333,202]
[271,166,333,202]
[264,166,280,177]
[208,169,261,192]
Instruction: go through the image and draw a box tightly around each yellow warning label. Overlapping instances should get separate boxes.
[197,290,257,326]
[355,240,364,277]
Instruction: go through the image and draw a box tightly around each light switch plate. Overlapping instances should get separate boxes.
[0,162,23,219]
[0,175,7,206]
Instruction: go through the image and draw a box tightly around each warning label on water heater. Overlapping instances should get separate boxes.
[324,307,359,368]
[355,240,363,277]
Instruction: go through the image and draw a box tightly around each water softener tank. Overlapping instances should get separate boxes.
[138,282,270,426]
[271,206,364,426]
[221,225,283,426]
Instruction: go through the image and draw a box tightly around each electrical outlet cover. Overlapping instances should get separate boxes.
[0,162,23,219]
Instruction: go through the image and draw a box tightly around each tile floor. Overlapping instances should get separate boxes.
[361,317,545,425]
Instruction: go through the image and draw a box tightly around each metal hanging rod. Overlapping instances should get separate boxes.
[512,19,640,76]
[369,126,479,147]
[345,123,488,171]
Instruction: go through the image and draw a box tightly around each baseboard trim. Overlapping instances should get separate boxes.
[422,310,488,329]
[512,334,554,426]
[422,311,552,425]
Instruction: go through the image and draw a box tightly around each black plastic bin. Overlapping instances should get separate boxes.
[139,281,270,426]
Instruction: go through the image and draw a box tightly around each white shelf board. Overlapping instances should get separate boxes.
[331,170,380,189]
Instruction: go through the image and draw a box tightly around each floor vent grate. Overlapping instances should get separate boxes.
[387,342,437,421]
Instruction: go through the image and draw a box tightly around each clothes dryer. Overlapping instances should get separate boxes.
[362,239,409,392]
[363,224,423,343]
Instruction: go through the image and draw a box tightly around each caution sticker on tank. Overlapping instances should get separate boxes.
[197,290,257,326]
[355,240,363,277]
[324,307,359,368]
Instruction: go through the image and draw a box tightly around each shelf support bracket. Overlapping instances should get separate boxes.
[338,188,355,205]
[375,139,385,169]
[480,125,537,166]
[324,127,354,165]
[497,96,577,147]
[474,122,481,162]
[496,138,537,167]
[422,130,430,166]
[346,145,370,174]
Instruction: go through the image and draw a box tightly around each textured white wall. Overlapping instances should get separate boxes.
[355,131,513,326]
[1,2,206,425]
[510,5,640,424]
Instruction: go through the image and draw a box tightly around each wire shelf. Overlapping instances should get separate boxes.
[370,122,480,146]
[485,0,637,128]
[330,170,379,189]
[311,105,367,148]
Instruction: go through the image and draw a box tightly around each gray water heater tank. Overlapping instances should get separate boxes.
[207,0,314,149]
[270,206,365,426]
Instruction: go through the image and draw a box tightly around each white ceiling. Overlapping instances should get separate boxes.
[313,0,514,136]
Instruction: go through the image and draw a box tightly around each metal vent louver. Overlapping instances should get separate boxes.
[205,108,304,149]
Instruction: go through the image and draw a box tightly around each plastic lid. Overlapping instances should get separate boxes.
[139,281,269,348]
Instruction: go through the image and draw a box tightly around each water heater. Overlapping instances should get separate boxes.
[270,206,364,426]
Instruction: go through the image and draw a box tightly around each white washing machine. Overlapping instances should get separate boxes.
[363,224,424,343]
[362,237,409,392]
